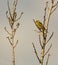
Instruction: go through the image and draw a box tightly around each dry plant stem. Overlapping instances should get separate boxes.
[39,4,52,65]
[39,2,48,64]
[46,32,54,44]
[6,27,16,65]
[14,40,18,48]
[44,44,52,56]
[32,0,58,65]
[39,35,42,48]
[46,54,50,65]
[11,27,15,65]
[5,0,23,65]
[7,0,12,19]
[39,1,58,65]
[15,12,23,22]
[4,27,12,36]
[39,35,46,65]
[45,5,52,30]
[12,46,15,65]
[43,1,48,25]
[32,43,41,63]
[45,0,58,30]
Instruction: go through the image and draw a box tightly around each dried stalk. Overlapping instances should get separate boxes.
[32,0,58,65]
[43,1,48,25]
[46,54,50,65]
[44,44,52,56]
[32,43,41,63]
[5,0,23,65]
[39,35,43,48]
[46,32,54,44]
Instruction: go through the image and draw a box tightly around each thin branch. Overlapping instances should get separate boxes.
[46,32,54,44]
[47,0,58,23]
[14,0,18,7]
[4,27,12,35]
[10,29,16,39]
[7,36,13,46]
[44,44,52,56]
[15,12,23,22]
[45,1,53,30]
[43,1,48,25]
[39,35,43,48]
[14,40,18,48]
[12,0,18,20]
[46,54,50,65]
[7,0,12,19]
[51,3,58,14]
[11,23,20,37]
[52,1,58,8]
[6,11,10,19]
[13,0,18,8]
[32,43,41,63]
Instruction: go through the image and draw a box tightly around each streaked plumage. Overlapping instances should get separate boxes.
[34,20,45,31]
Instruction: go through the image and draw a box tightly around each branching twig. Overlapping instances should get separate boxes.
[5,0,23,65]
[46,7,52,29]
[12,29,16,38]
[7,0,12,19]
[7,36,13,46]
[43,1,48,25]
[15,12,23,22]
[6,11,10,19]
[52,1,58,8]
[46,32,54,44]
[51,3,58,14]
[44,44,52,56]
[39,35,43,48]
[14,40,18,48]
[46,54,50,65]
[12,0,18,20]
[32,0,58,65]
[13,0,18,7]
[4,27,12,35]
[32,43,41,63]
[45,0,58,30]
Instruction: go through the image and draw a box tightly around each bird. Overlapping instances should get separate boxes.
[33,19,45,32]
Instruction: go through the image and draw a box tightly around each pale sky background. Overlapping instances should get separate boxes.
[0,0,58,65]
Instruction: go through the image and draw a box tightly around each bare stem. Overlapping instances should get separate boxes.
[14,40,18,48]
[46,54,50,65]
[15,12,23,22]
[32,43,41,63]
[46,32,54,44]
[44,44,52,56]
[5,0,23,65]
[39,35,43,48]
[33,1,58,65]
[4,27,12,35]
[7,36,13,46]
[43,1,48,25]
[7,0,12,19]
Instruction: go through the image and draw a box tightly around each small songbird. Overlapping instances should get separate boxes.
[33,19,45,32]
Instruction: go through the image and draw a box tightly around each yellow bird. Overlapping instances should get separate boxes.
[33,19,45,31]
